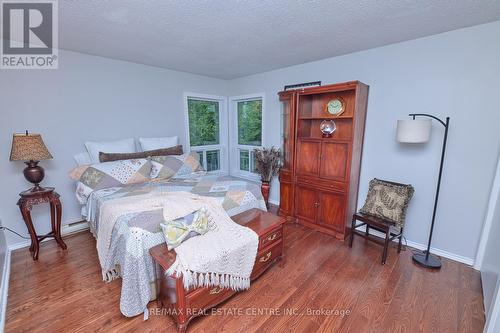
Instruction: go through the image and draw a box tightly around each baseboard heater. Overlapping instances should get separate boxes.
[61,220,89,235]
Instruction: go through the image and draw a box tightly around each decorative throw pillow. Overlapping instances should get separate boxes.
[150,152,205,180]
[99,145,183,162]
[359,178,414,227]
[68,158,152,204]
[160,208,209,250]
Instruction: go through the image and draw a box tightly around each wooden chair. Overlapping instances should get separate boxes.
[349,212,404,265]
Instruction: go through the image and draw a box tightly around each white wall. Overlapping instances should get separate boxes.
[480,155,500,314]
[0,227,7,328]
[0,49,228,247]
[227,20,500,261]
[477,151,500,332]
[483,195,500,332]
[488,293,500,333]
[483,204,500,310]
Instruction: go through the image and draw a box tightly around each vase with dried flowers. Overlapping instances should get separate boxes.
[253,146,282,207]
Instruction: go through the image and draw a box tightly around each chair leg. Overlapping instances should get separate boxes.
[349,216,356,248]
[365,224,370,236]
[397,227,404,253]
[381,228,390,265]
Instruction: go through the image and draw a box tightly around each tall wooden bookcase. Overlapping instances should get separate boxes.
[278,81,369,240]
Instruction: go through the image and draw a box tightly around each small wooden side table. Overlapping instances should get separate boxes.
[17,187,67,260]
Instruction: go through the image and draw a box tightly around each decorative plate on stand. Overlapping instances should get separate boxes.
[320,120,336,138]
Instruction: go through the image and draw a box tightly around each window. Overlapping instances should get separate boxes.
[229,94,264,179]
[184,93,227,173]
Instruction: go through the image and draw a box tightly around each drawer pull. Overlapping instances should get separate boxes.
[209,286,223,294]
[259,252,272,262]
[267,233,278,241]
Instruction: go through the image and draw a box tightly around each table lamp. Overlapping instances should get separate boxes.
[396,114,450,269]
[10,131,53,192]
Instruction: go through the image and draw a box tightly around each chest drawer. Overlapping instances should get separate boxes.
[296,176,347,193]
[252,240,283,279]
[259,227,283,250]
[187,285,236,311]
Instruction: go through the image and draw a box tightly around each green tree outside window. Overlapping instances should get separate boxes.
[238,100,262,146]
[188,99,220,146]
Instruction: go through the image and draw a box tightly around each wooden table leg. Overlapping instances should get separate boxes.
[382,227,390,265]
[349,216,356,247]
[50,197,67,250]
[19,205,39,261]
[397,227,404,253]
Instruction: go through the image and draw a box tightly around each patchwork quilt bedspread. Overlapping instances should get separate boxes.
[83,174,266,317]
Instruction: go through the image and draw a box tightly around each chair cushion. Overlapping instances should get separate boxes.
[359,178,414,227]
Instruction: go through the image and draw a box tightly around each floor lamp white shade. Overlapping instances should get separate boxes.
[396,114,449,269]
[396,119,432,143]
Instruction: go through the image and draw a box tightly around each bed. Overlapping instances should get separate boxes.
[79,171,266,317]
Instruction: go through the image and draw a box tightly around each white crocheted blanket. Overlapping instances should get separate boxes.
[163,192,259,291]
[97,191,258,291]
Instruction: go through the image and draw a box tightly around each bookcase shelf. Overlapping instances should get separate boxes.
[278,81,369,240]
[298,116,354,120]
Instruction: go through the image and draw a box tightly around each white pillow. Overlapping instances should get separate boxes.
[73,152,92,166]
[85,138,136,164]
[139,136,178,151]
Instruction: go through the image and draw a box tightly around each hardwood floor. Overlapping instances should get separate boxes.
[6,222,484,332]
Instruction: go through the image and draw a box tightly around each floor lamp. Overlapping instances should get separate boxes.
[396,113,450,269]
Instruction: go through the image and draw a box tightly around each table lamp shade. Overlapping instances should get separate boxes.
[396,119,431,143]
[10,133,53,161]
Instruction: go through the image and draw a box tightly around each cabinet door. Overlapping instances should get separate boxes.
[295,185,317,224]
[296,140,320,176]
[279,181,293,216]
[280,92,295,171]
[317,191,346,233]
[320,142,349,181]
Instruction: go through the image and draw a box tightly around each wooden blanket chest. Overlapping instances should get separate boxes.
[150,208,285,332]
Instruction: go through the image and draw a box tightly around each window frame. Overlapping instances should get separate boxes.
[183,92,228,174]
[228,93,266,181]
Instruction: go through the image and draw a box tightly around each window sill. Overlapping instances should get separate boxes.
[230,172,261,183]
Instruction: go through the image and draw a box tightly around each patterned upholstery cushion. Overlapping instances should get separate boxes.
[151,152,205,180]
[69,158,152,204]
[359,178,414,227]
[160,208,209,250]
[99,145,183,162]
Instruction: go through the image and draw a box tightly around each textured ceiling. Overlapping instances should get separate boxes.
[31,1,500,78]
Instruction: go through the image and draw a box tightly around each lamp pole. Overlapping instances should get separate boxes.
[408,113,450,269]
